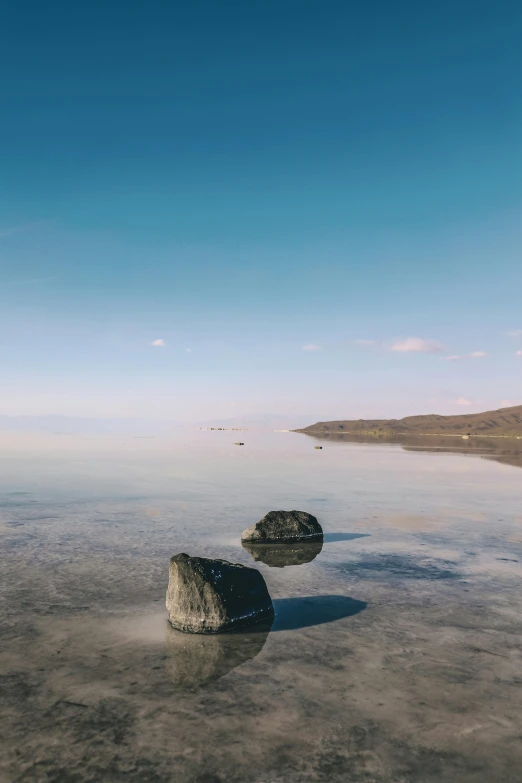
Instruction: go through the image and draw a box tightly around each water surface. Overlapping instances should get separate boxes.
[1,429,521,782]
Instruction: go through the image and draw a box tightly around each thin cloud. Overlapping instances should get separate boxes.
[516,350,522,357]
[391,337,445,353]
[507,330,522,337]
[302,344,321,351]
[457,397,472,406]
[185,348,192,353]
[151,339,165,347]
[0,219,50,238]
[352,339,375,346]
[441,351,488,361]
[0,275,57,286]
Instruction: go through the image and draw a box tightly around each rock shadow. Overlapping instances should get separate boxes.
[242,539,323,568]
[333,554,459,581]
[323,533,370,543]
[165,619,272,690]
[272,595,367,631]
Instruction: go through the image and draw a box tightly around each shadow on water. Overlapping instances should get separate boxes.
[273,595,367,631]
[165,619,272,690]
[333,554,459,581]
[323,533,370,543]
[242,539,323,568]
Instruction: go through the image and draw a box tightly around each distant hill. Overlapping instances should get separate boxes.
[295,405,522,438]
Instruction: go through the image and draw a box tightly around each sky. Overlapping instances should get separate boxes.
[1,0,521,424]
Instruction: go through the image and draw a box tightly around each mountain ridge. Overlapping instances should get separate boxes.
[295,405,522,438]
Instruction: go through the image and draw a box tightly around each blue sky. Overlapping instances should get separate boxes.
[1,0,521,422]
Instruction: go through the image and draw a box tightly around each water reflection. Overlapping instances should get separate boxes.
[165,619,272,689]
[242,534,369,567]
[273,595,367,631]
[299,432,522,469]
[242,539,323,568]
[401,438,522,470]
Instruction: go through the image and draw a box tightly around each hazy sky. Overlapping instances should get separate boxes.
[1,0,521,422]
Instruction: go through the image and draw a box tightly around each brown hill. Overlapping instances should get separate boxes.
[295,405,522,438]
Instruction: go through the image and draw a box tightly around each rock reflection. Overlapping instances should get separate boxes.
[242,539,323,568]
[165,619,272,689]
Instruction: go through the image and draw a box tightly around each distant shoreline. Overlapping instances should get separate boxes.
[293,404,522,439]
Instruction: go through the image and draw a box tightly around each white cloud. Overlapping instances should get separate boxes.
[353,339,375,346]
[507,330,522,337]
[457,397,472,406]
[302,344,321,351]
[151,339,165,347]
[442,351,488,361]
[516,350,522,357]
[391,337,445,353]
[185,348,192,353]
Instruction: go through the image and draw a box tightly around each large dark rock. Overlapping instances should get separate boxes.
[166,553,274,633]
[241,510,323,543]
[165,620,272,689]
[242,539,323,568]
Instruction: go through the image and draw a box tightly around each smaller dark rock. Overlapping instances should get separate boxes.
[241,510,323,543]
[235,442,244,445]
[166,553,274,633]
[314,446,323,449]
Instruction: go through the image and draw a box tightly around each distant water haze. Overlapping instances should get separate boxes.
[0,412,325,436]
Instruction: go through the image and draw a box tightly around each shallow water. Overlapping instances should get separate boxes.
[1,429,521,782]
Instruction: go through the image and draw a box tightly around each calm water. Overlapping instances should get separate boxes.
[1,429,521,783]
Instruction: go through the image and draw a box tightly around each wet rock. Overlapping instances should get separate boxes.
[166,553,274,633]
[165,619,272,689]
[242,539,323,568]
[241,510,323,543]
